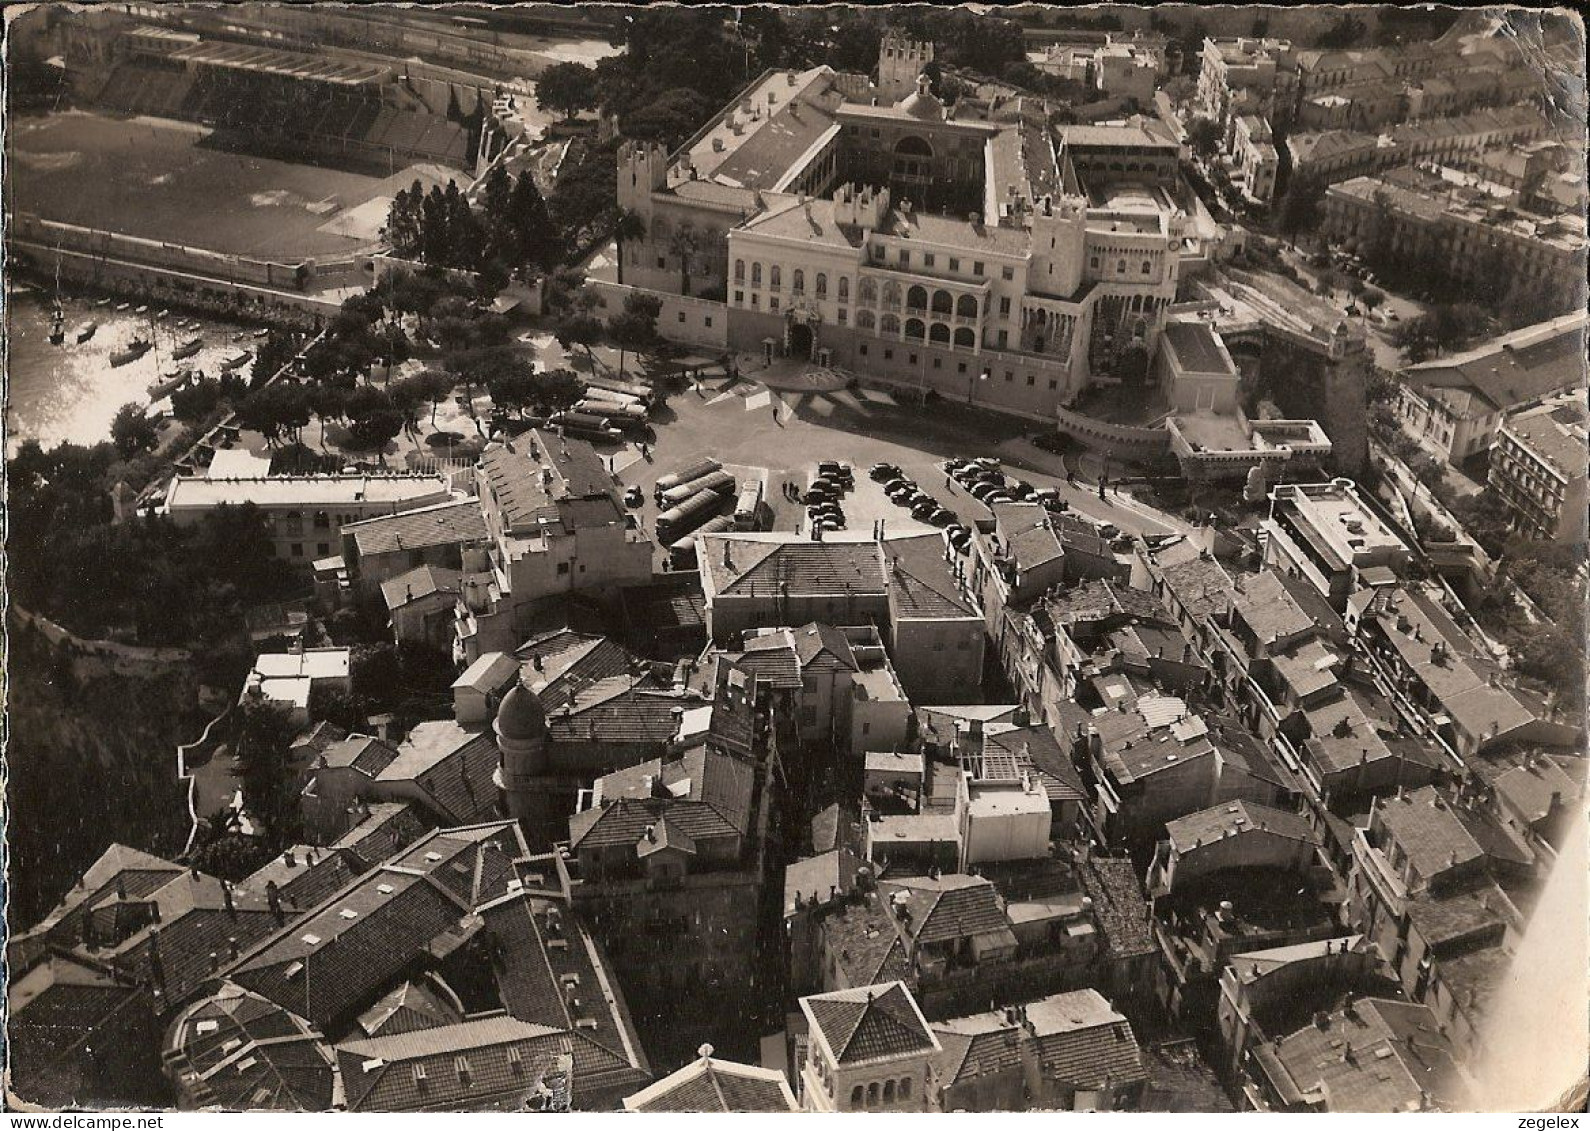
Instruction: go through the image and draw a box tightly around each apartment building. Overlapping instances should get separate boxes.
[1487,389,1589,542]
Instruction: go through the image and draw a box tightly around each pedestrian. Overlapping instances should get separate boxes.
[945,474,953,491]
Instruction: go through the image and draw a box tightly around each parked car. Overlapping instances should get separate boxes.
[944,458,970,474]
[910,498,939,520]
[972,457,1001,471]
[983,491,1014,506]
[969,481,1004,502]
[947,526,972,553]
[624,486,645,508]
[1007,480,1036,501]
[804,486,837,504]
[818,461,852,480]
[885,481,917,501]
[927,507,955,527]
[870,462,902,482]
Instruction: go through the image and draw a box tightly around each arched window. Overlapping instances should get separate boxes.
[956,294,978,318]
[816,273,828,298]
[866,1083,880,1108]
[894,135,934,157]
[931,289,953,315]
[857,309,876,330]
[929,322,951,344]
[770,265,782,290]
[906,285,928,312]
[880,313,901,335]
[900,1078,912,1099]
[792,269,805,294]
[884,1080,896,1103]
[905,318,926,341]
[752,263,762,286]
[882,281,902,306]
[851,1086,864,1108]
[1142,260,1153,275]
[954,327,976,347]
[1117,259,1127,274]
[733,260,745,283]
[858,277,875,304]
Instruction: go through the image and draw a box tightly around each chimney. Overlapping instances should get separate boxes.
[227,936,241,962]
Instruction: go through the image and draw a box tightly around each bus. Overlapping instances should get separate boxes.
[547,411,623,444]
[734,478,764,530]
[585,375,656,407]
[658,469,736,509]
[668,514,735,569]
[654,457,724,501]
[655,487,731,546]
[576,397,647,423]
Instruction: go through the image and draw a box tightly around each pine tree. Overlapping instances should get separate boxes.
[507,170,561,273]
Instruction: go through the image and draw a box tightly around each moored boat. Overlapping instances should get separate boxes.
[148,368,192,399]
[110,337,153,367]
[134,305,149,315]
[75,321,99,343]
[115,302,131,312]
[221,349,252,371]
[172,334,204,360]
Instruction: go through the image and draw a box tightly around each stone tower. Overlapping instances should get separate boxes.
[878,33,934,103]
[494,680,552,829]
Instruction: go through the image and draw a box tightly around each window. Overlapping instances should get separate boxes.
[770,266,781,290]
[898,250,910,267]
[901,1078,912,1099]
[770,297,780,312]
[1142,260,1153,275]
[924,253,936,267]
[1049,379,1058,390]
[999,296,1011,316]
[816,273,827,298]
[290,543,303,557]
[998,329,1009,348]
[752,263,762,286]
[1005,370,1014,381]
[908,353,917,365]
[884,348,894,360]
[705,315,713,328]
[838,276,849,302]
[734,259,745,283]
[862,721,871,735]
[838,308,848,325]
[973,261,985,276]
[884,1081,896,1103]
[317,543,330,556]
[852,1086,865,1108]
[678,311,686,323]
[860,343,869,356]
[557,562,570,575]
[1117,259,1127,274]
[792,269,804,294]
[957,362,967,374]
[948,257,960,272]
[867,1083,880,1107]
[313,511,330,529]
[1027,374,1036,386]
[933,358,942,369]
[1002,266,1014,281]
[734,290,744,304]
[1090,256,1100,270]
[752,294,759,308]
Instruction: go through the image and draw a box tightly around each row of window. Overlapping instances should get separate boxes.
[853,341,1060,390]
[850,1077,913,1107]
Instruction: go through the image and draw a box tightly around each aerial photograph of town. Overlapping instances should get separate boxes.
[2,1,1586,1116]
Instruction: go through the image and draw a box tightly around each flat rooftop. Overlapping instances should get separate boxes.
[164,473,450,511]
[1163,320,1235,377]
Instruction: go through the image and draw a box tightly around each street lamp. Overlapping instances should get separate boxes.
[968,366,989,406]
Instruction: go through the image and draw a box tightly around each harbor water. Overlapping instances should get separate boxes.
[4,284,270,455]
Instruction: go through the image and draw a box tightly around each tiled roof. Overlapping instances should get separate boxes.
[887,535,980,619]
[165,982,336,1110]
[380,565,463,611]
[357,978,463,1038]
[933,1012,1024,1088]
[1403,311,1586,412]
[1160,556,1235,622]
[1025,989,1147,1089]
[1404,885,1509,949]
[532,636,641,713]
[375,722,501,825]
[237,846,365,911]
[991,503,1066,572]
[791,622,858,672]
[1260,998,1465,1112]
[1040,579,1165,628]
[1166,801,1317,854]
[1376,787,1485,879]
[819,900,912,988]
[7,956,151,1108]
[345,499,485,558]
[568,796,741,854]
[336,1016,569,1112]
[624,1055,799,1112]
[725,641,803,689]
[1234,569,1318,646]
[784,848,864,916]
[523,428,613,499]
[740,194,866,250]
[1164,320,1234,376]
[452,651,519,696]
[1078,856,1155,959]
[879,874,1009,947]
[319,735,399,777]
[331,803,436,870]
[802,982,940,1066]
[983,725,1088,803]
[545,683,692,747]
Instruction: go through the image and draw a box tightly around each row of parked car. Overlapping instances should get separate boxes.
[870,462,957,528]
[805,461,854,531]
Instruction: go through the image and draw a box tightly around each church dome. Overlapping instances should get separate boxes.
[895,73,945,122]
[494,681,547,744]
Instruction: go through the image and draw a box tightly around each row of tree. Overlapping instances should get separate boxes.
[384,168,561,288]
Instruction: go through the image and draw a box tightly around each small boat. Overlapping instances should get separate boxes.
[110,337,153,367]
[172,334,204,360]
[220,349,252,371]
[148,368,192,399]
[75,321,99,343]
[155,309,170,320]
[95,297,112,308]
[252,328,272,339]
[134,305,149,315]
[115,302,131,312]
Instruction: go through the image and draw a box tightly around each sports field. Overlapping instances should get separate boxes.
[7,110,453,261]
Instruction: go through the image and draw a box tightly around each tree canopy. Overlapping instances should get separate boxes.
[535,61,600,121]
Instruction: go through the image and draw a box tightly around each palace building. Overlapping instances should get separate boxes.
[615,52,1219,420]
